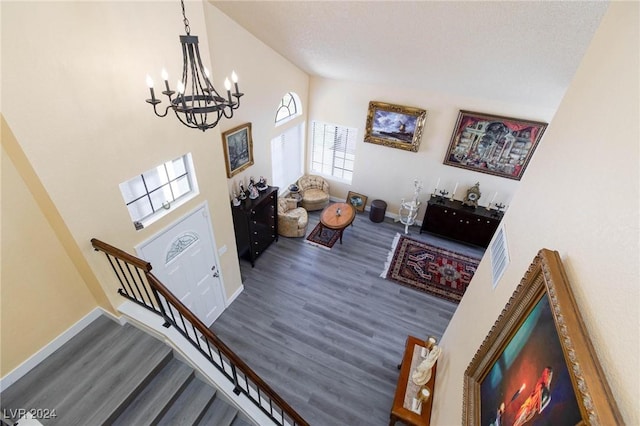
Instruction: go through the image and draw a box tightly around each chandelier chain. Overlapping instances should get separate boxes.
[180,0,191,35]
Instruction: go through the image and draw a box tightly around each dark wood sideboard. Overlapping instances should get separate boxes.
[231,186,278,267]
[420,197,502,248]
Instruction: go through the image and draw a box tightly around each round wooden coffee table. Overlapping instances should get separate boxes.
[319,202,356,244]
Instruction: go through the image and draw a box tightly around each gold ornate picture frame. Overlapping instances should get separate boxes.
[364,101,427,152]
[463,249,621,425]
[222,122,254,178]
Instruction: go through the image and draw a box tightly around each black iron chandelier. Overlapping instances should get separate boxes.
[145,0,243,131]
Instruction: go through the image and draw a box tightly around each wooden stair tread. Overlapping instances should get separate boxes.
[0,315,121,411]
[156,378,217,426]
[112,357,194,425]
[0,315,252,426]
[198,397,239,426]
[66,327,172,425]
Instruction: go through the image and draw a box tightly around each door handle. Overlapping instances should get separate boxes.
[211,265,220,277]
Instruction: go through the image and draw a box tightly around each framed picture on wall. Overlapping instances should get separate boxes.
[462,249,622,426]
[346,191,367,212]
[364,101,427,152]
[222,122,254,178]
[444,110,547,180]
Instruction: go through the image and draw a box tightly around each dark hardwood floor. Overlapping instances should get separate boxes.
[211,207,485,426]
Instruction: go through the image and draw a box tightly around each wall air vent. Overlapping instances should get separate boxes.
[490,224,510,289]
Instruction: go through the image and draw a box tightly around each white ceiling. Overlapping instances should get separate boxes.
[210,0,609,109]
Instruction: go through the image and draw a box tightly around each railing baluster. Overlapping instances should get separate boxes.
[217,348,225,371]
[124,263,146,306]
[178,312,188,335]
[134,268,154,308]
[191,324,200,349]
[115,258,143,303]
[231,364,241,395]
[90,238,309,426]
[165,298,178,325]
[148,285,171,327]
[205,338,214,361]
[105,253,133,297]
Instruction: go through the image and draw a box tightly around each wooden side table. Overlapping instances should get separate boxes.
[389,336,437,426]
[289,191,303,206]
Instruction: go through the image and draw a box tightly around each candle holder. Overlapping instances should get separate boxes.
[417,385,431,403]
[421,336,437,357]
[410,385,431,414]
[436,190,449,204]
[425,336,437,350]
[491,202,506,218]
[336,208,342,217]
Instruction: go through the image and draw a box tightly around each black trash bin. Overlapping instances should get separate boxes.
[369,199,387,223]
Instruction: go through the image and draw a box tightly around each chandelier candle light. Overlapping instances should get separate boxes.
[145,0,243,131]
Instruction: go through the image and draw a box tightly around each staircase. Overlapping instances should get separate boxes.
[0,315,255,426]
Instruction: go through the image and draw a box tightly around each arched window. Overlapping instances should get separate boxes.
[275,92,301,125]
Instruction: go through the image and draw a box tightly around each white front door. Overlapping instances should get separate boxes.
[136,203,226,328]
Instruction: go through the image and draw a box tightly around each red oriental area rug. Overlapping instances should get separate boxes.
[305,223,340,250]
[381,234,480,303]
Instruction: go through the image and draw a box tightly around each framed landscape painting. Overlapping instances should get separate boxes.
[444,110,547,180]
[222,122,254,178]
[462,249,621,426]
[364,101,427,152]
[346,191,367,212]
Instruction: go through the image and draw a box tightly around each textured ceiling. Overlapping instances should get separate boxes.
[210,0,609,109]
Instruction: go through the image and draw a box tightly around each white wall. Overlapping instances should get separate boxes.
[434,2,639,424]
[1,0,308,326]
[3,1,218,310]
[307,77,557,218]
[204,3,310,196]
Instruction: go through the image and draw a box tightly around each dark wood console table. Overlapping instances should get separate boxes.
[390,336,437,426]
[420,197,502,248]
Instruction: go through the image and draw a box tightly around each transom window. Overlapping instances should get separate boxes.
[310,121,357,183]
[275,92,301,125]
[119,153,198,230]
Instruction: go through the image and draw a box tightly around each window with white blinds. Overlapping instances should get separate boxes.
[271,123,304,190]
[310,121,357,183]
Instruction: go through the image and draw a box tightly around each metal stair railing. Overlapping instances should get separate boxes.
[91,238,308,426]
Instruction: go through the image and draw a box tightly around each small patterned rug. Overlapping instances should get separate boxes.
[381,233,480,303]
[305,223,340,250]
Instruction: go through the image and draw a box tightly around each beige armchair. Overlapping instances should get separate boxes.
[297,175,330,211]
[277,198,309,238]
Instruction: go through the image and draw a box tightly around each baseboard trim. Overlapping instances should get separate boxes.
[0,307,114,392]
[226,283,244,307]
[328,195,423,226]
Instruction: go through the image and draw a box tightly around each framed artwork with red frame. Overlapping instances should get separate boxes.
[444,110,547,180]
